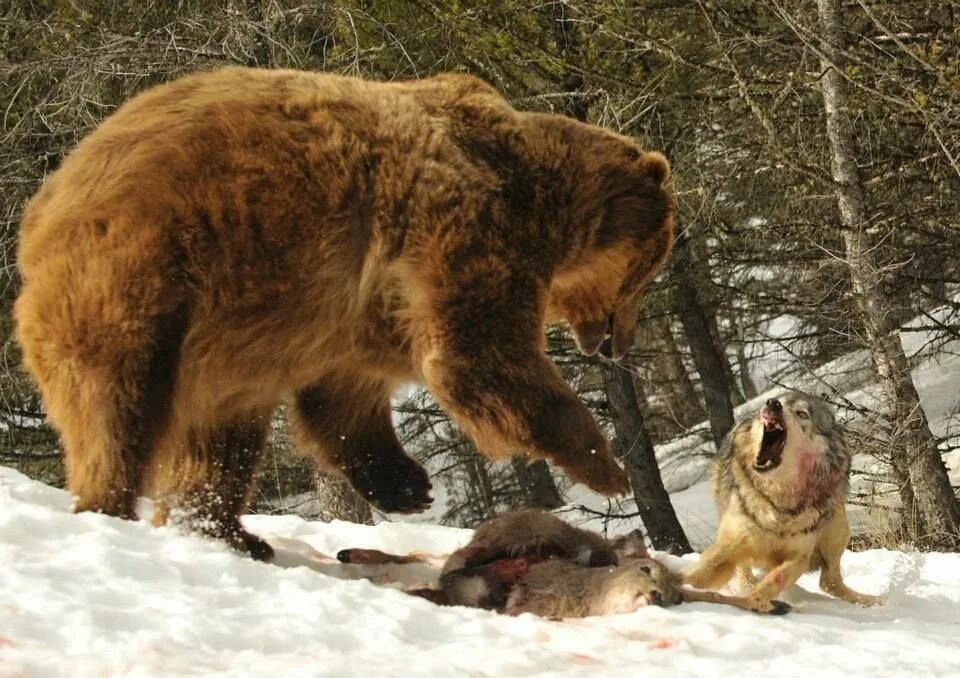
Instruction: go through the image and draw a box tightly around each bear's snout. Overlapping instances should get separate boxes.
[570,318,608,357]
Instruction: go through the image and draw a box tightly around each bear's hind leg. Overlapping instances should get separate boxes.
[158,412,274,560]
[291,373,432,514]
[18,299,185,520]
[61,399,153,520]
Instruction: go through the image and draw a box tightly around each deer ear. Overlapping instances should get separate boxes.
[639,151,670,186]
[610,529,649,560]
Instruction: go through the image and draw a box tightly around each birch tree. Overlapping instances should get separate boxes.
[817,0,960,546]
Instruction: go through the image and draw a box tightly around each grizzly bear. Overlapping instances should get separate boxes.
[15,67,674,560]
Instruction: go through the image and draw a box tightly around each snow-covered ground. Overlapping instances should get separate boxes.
[3,303,958,676]
[2,465,959,677]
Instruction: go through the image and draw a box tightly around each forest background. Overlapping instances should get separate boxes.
[1,0,958,551]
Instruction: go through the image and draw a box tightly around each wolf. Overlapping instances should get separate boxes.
[340,509,767,617]
[683,392,883,613]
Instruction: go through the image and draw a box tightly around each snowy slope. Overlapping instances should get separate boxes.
[3,303,959,676]
[2,466,959,678]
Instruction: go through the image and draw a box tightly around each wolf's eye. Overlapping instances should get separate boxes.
[796,410,809,419]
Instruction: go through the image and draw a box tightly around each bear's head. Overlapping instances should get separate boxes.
[545,145,674,361]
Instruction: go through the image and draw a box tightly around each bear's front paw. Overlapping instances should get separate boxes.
[565,449,630,497]
[529,398,630,496]
[350,453,434,514]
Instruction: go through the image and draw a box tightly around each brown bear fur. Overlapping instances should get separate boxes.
[15,67,674,560]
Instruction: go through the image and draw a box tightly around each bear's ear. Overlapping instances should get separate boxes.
[638,151,670,186]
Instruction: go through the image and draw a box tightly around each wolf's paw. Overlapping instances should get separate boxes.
[851,592,885,607]
[748,597,792,615]
[767,599,792,615]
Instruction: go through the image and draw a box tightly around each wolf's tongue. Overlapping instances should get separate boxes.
[756,441,778,467]
[756,427,786,470]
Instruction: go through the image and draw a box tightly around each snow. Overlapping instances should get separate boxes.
[2,465,959,677]
[3,302,959,675]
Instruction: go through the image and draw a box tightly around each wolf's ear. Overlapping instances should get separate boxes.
[812,395,839,431]
[639,151,670,186]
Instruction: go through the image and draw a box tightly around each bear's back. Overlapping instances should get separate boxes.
[17,68,515,277]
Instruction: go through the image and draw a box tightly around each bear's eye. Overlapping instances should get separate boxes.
[796,410,809,419]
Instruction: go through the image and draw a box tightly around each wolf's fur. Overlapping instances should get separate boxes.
[684,392,883,612]
[14,67,675,559]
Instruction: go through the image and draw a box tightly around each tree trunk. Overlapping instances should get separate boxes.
[707,315,745,406]
[511,458,563,509]
[670,230,736,448]
[818,0,960,547]
[603,363,692,553]
[550,7,690,550]
[465,454,497,522]
[646,316,707,430]
[238,0,270,66]
[687,231,744,408]
[735,334,759,401]
[550,1,592,122]
[313,473,374,525]
[547,3,688,550]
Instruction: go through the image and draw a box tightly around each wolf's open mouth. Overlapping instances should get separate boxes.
[755,409,786,472]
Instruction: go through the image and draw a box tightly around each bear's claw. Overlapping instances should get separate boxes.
[350,453,434,514]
